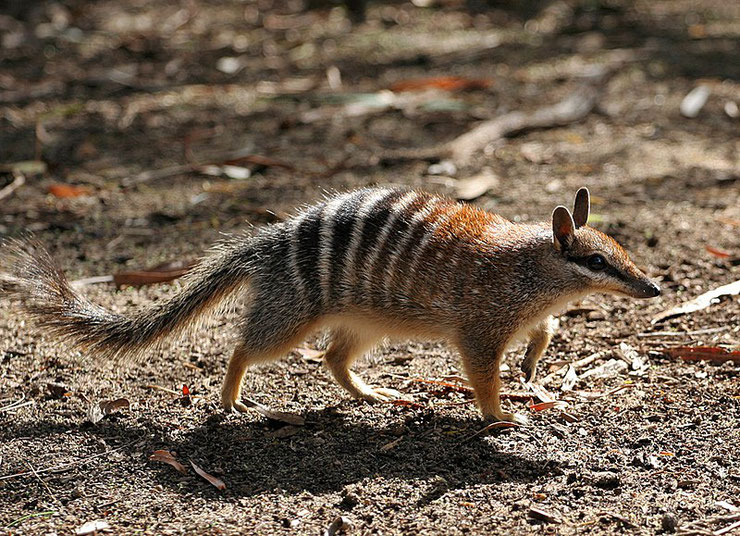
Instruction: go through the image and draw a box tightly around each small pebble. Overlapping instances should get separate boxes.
[680,85,710,118]
[593,471,620,489]
[661,513,678,533]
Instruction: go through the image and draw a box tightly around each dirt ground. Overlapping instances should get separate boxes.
[1,0,739,534]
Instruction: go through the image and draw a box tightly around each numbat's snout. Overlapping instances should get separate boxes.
[1,187,660,424]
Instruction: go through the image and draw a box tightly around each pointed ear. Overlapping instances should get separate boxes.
[552,206,575,252]
[572,187,590,228]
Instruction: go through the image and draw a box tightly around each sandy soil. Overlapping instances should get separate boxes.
[1,0,739,534]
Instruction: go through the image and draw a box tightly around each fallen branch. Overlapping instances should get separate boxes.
[0,171,26,201]
[447,86,598,162]
[652,279,740,324]
[380,85,599,164]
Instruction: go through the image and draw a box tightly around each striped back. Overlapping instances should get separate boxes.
[272,188,505,314]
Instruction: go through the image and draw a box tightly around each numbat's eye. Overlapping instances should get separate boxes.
[587,254,607,271]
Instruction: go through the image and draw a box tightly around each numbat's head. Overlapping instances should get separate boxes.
[550,188,660,299]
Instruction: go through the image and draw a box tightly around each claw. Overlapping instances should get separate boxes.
[487,411,529,425]
[358,387,404,403]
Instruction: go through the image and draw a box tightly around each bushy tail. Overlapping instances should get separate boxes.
[0,237,253,362]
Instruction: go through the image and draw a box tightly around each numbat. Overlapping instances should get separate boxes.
[1,187,659,423]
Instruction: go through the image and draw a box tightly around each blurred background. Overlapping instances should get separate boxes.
[1,0,737,248]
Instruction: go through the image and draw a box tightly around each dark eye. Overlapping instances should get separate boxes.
[587,254,607,271]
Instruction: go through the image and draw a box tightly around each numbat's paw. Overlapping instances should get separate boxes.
[489,411,529,425]
[222,397,250,414]
[521,359,537,383]
[358,387,404,403]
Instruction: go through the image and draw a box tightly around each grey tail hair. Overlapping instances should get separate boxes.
[0,237,254,362]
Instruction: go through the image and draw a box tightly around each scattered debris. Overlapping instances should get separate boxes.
[389,76,491,92]
[324,515,354,536]
[380,437,403,451]
[240,397,305,426]
[453,169,500,201]
[615,342,648,372]
[677,511,740,536]
[113,260,195,288]
[447,86,598,162]
[528,506,562,524]
[87,398,130,424]
[561,365,578,391]
[48,183,91,198]
[680,85,710,118]
[190,460,226,491]
[665,346,740,363]
[0,171,25,201]
[468,421,521,440]
[75,520,111,535]
[652,279,740,324]
[148,450,188,474]
[580,358,629,379]
[706,245,732,259]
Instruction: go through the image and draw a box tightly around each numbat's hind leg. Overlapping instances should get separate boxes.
[221,306,315,413]
[324,327,400,403]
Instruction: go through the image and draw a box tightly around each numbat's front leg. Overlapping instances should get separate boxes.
[458,339,528,424]
[521,316,556,383]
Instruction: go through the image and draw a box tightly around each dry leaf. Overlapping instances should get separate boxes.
[75,520,111,535]
[529,506,562,524]
[48,183,91,198]
[380,436,403,451]
[190,460,226,490]
[527,400,558,412]
[665,346,740,363]
[269,425,303,439]
[324,515,354,536]
[390,76,491,92]
[113,259,195,288]
[706,246,731,258]
[149,450,188,474]
[522,380,556,403]
[454,169,500,201]
[615,342,647,371]
[391,399,424,409]
[579,359,628,379]
[412,378,473,394]
[561,365,578,391]
[652,279,740,324]
[469,421,520,440]
[240,397,305,426]
[87,398,130,424]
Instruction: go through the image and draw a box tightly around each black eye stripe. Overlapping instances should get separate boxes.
[567,255,606,267]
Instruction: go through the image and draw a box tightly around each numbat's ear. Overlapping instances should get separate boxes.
[552,206,575,252]
[572,187,590,228]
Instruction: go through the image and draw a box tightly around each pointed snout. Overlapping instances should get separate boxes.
[630,279,661,299]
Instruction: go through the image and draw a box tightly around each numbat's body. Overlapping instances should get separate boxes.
[1,187,659,423]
